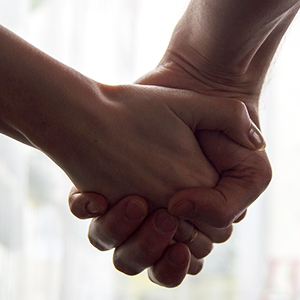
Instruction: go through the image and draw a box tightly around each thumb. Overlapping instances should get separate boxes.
[69,186,108,219]
[167,150,272,228]
[169,95,266,151]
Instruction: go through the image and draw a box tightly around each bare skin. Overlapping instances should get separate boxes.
[0,23,264,288]
[70,0,300,287]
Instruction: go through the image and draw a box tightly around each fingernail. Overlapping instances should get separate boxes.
[155,210,177,233]
[170,200,195,218]
[248,123,266,150]
[86,202,102,214]
[168,247,188,265]
[125,199,145,221]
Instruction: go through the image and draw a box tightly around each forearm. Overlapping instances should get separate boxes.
[167,0,300,75]
[139,0,299,125]
[0,24,215,206]
[0,25,101,152]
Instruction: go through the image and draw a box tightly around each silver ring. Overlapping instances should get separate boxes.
[184,227,198,244]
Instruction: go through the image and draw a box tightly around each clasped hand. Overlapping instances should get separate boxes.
[67,81,268,287]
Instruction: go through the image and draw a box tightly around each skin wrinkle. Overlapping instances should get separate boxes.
[156,57,263,126]
[2,0,297,287]
[83,0,292,285]
[186,0,300,72]
[160,53,261,100]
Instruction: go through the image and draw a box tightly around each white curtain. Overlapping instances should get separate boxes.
[1,0,300,299]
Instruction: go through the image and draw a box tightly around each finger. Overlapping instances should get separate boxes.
[69,186,108,219]
[113,209,178,275]
[88,195,148,251]
[233,210,247,223]
[168,155,271,229]
[196,222,233,243]
[168,187,252,229]
[169,95,265,150]
[175,220,232,244]
[188,256,204,275]
[147,243,191,288]
[184,230,213,259]
[168,130,271,229]
[174,221,213,259]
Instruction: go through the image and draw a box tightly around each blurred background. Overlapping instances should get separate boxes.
[0,0,300,299]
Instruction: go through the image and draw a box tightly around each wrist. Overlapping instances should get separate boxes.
[171,0,299,74]
[0,26,108,154]
[146,0,300,125]
[136,59,261,125]
[22,77,107,161]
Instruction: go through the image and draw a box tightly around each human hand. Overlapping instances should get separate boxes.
[0,21,270,287]
[135,35,272,228]
[69,187,200,287]
[41,82,263,210]
[69,187,236,287]
[3,26,266,224]
[68,90,264,286]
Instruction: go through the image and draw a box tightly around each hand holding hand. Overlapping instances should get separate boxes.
[68,89,264,287]
[135,42,272,228]
[45,82,264,210]
[69,188,237,287]
[69,187,203,287]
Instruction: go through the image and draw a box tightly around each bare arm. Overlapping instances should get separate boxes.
[0,21,265,288]
[136,0,294,228]
[172,0,299,72]
[0,25,102,150]
[0,24,262,207]
[150,0,300,121]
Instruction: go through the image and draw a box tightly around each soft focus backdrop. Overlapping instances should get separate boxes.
[0,0,300,299]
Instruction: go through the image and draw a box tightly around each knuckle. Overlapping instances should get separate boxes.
[212,208,236,228]
[228,99,248,119]
[88,219,113,251]
[188,258,204,276]
[69,196,86,219]
[91,216,127,247]
[149,265,185,288]
[88,232,109,251]
[233,102,250,127]
[113,239,163,276]
[194,241,213,259]
[113,250,143,276]
[247,152,272,193]
[221,98,251,135]
[261,157,273,186]
[139,240,162,260]
[212,226,233,244]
